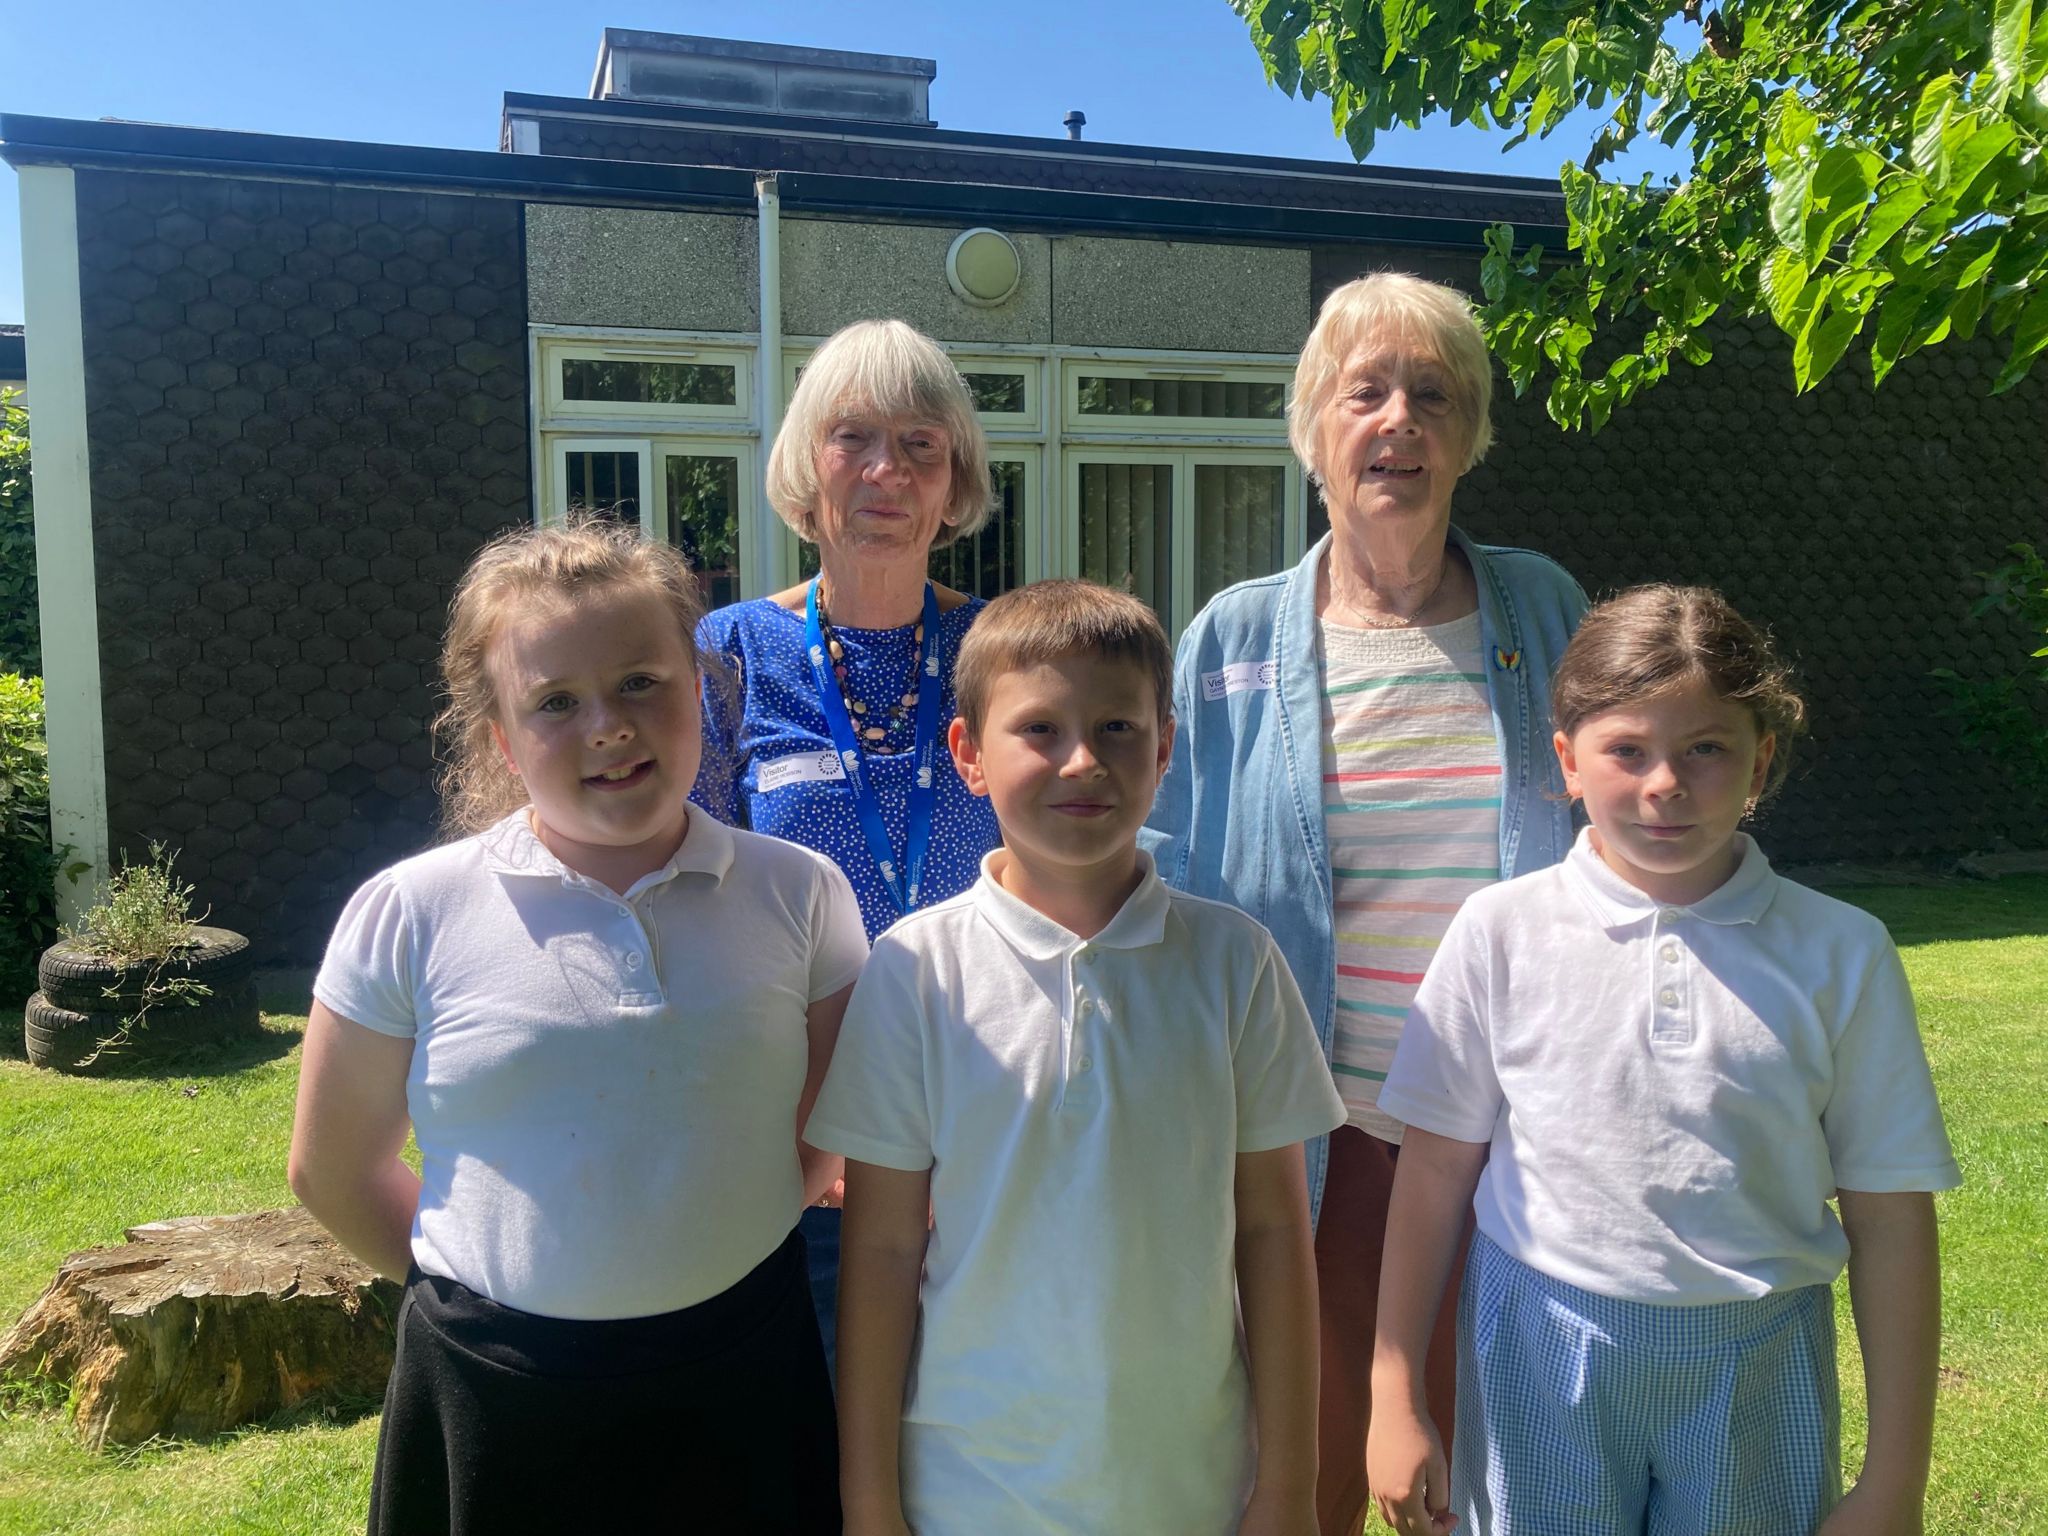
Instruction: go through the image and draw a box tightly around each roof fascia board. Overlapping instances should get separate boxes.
[501,91,1565,203]
[776,170,1561,246]
[0,114,760,206]
[0,114,1564,246]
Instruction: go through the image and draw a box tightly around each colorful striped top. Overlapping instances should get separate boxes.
[1320,611,1502,1141]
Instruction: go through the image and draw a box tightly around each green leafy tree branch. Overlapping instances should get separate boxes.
[0,390,37,675]
[1234,0,2048,429]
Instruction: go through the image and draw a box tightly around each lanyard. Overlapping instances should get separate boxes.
[804,579,943,916]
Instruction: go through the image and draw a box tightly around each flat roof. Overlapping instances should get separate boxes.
[0,110,1566,249]
[503,89,1564,205]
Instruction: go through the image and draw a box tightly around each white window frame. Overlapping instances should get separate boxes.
[543,434,758,589]
[653,438,757,602]
[778,349,1041,433]
[1062,445,1300,636]
[527,332,1305,615]
[538,334,753,426]
[937,447,1041,594]
[547,436,654,531]
[1062,359,1292,438]
[954,356,1042,432]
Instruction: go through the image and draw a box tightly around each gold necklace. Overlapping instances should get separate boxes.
[1329,563,1447,629]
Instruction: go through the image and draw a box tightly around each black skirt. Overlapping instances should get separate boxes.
[368,1227,839,1535]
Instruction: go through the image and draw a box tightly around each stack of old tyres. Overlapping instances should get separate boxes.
[24,928,260,1073]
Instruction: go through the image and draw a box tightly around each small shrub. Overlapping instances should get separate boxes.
[65,842,214,1065]
[0,391,35,677]
[0,673,61,1004]
[67,841,207,962]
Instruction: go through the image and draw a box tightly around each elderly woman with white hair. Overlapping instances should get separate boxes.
[1145,273,1588,1536]
[692,318,1003,1361]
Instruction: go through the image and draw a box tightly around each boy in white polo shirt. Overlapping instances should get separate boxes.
[808,580,1345,1536]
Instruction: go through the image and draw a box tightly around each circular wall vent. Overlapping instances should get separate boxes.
[945,228,1021,307]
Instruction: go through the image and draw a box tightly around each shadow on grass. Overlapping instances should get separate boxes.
[0,1015,303,1079]
[1824,875,2048,948]
[254,967,316,1020]
[246,1386,384,1436]
[115,1387,385,1455]
[0,1382,383,1458]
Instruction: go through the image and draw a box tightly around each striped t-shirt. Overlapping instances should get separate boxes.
[1320,611,1502,1141]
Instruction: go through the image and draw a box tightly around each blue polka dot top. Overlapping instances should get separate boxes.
[692,595,1003,943]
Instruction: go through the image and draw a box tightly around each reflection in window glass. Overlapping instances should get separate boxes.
[929,462,1023,598]
[565,451,641,525]
[1192,463,1287,614]
[664,454,741,610]
[962,372,1028,415]
[1078,462,1173,617]
[1075,376,1283,420]
[563,359,737,407]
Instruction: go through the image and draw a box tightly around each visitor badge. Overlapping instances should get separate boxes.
[1202,661,1278,701]
[757,751,849,793]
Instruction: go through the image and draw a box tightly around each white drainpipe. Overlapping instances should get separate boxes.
[754,172,785,596]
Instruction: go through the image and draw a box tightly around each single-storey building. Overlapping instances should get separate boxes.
[4,29,2042,958]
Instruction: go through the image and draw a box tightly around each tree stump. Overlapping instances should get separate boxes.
[0,1208,399,1448]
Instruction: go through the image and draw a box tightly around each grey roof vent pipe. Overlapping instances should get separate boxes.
[1063,110,1086,140]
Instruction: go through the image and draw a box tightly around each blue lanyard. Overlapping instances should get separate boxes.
[804,579,944,916]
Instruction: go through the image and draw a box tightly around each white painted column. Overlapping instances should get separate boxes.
[18,165,109,921]
[752,172,785,597]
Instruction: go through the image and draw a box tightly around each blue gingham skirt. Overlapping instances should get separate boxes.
[1453,1233,1841,1535]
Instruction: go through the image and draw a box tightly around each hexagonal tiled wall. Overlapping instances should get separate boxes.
[77,169,530,960]
[1315,246,2048,865]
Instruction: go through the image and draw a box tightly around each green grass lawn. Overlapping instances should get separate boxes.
[2,884,2044,1535]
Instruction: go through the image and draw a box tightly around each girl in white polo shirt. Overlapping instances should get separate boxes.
[289,519,866,1535]
[1367,586,1958,1536]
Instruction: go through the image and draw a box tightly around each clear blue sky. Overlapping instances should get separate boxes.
[0,0,1683,324]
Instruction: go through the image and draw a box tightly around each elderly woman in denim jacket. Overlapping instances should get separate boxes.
[1144,272,1588,1536]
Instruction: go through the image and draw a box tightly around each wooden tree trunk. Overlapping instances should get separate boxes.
[0,1208,399,1448]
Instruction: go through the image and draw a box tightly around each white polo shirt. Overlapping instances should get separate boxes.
[807,850,1345,1536]
[1380,829,1960,1305]
[314,808,867,1321]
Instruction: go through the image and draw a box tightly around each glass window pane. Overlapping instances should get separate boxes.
[1075,375,1283,420]
[1192,463,1287,615]
[562,358,737,407]
[664,454,742,609]
[929,461,1024,598]
[565,450,641,524]
[1078,462,1173,618]
[962,371,1027,414]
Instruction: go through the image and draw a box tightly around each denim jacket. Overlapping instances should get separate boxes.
[1143,528,1588,1225]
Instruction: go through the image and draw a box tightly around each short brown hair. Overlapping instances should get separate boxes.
[1551,584,1808,799]
[953,580,1174,739]
[436,516,710,836]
